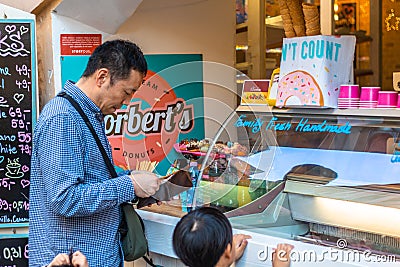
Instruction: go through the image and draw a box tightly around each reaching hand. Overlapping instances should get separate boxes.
[71,251,89,267]
[48,251,88,267]
[272,243,294,267]
[48,253,70,266]
[233,234,252,261]
[130,170,161,198]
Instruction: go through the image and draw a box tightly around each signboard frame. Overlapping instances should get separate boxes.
[0,18,37,226]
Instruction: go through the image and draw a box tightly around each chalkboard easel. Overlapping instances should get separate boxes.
[0,235,28,267]
[0,19,36,225]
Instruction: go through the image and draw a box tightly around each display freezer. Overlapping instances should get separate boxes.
[192,105,400,264]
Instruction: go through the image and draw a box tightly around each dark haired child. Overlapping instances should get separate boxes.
[173,207,293,267]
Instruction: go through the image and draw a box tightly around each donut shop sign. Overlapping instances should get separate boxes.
[276,35,356,108]
[106,66,203,172]
[281,38,343,62]
[105,101,193,136]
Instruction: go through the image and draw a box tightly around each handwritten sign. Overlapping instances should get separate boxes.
[387,137,400,163]
[0,236,28,267]
[0,20,36,223]
[234,115,352,134]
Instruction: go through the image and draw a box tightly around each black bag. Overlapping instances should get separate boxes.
[58,92,156,265]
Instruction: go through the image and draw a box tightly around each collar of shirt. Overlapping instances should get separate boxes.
[63,80,104,122]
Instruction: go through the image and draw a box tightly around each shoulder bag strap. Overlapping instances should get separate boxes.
[57,92,118,178]
[57,92,158,267]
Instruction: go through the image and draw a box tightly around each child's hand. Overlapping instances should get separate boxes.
[48,253,70,266]
[48,251,89,267]
[233,234,252,261]
[71,251,89,267]
[272,243,294,267]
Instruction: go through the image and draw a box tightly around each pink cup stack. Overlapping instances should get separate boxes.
[338,85,359,109]
[397,94,400,109]
[359,87,380,109]
[337,86,398,109]
[377,91,398,109]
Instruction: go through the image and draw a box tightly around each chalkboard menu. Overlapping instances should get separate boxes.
[0,236,28,267]
[0,19,36,224]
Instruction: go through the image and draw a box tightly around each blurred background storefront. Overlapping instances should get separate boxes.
[236,0,400,95]
[2,0,399,105]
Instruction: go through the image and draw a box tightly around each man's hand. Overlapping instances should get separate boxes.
[130,171,161,198]
[233,234,252,261]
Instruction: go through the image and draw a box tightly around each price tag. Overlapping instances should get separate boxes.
[0,236,28,267]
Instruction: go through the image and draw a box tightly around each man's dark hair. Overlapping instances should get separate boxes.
[81,39,147,86]
[172,207,233,267]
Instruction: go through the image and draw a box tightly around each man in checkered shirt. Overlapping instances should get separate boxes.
[29,40,160,267]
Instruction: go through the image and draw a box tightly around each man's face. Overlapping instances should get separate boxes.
[99,69,144,115]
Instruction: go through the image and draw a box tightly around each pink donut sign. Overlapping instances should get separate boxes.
[276,70,323,107]
[276,35,356,108]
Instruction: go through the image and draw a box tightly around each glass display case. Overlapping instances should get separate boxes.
[193,105,400,256]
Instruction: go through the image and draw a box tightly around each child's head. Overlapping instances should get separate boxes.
[173,207,233,267]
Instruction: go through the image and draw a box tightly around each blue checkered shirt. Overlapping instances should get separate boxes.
[29,81,135,267]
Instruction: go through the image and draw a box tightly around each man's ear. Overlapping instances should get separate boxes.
[95,68,109,86]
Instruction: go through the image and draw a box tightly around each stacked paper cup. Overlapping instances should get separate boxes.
[338,85,359,109]
[397,94,400,109]
[359,87,380,109]
[377,91,398,109]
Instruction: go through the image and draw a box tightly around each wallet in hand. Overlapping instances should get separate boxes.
[136,170,192,208]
